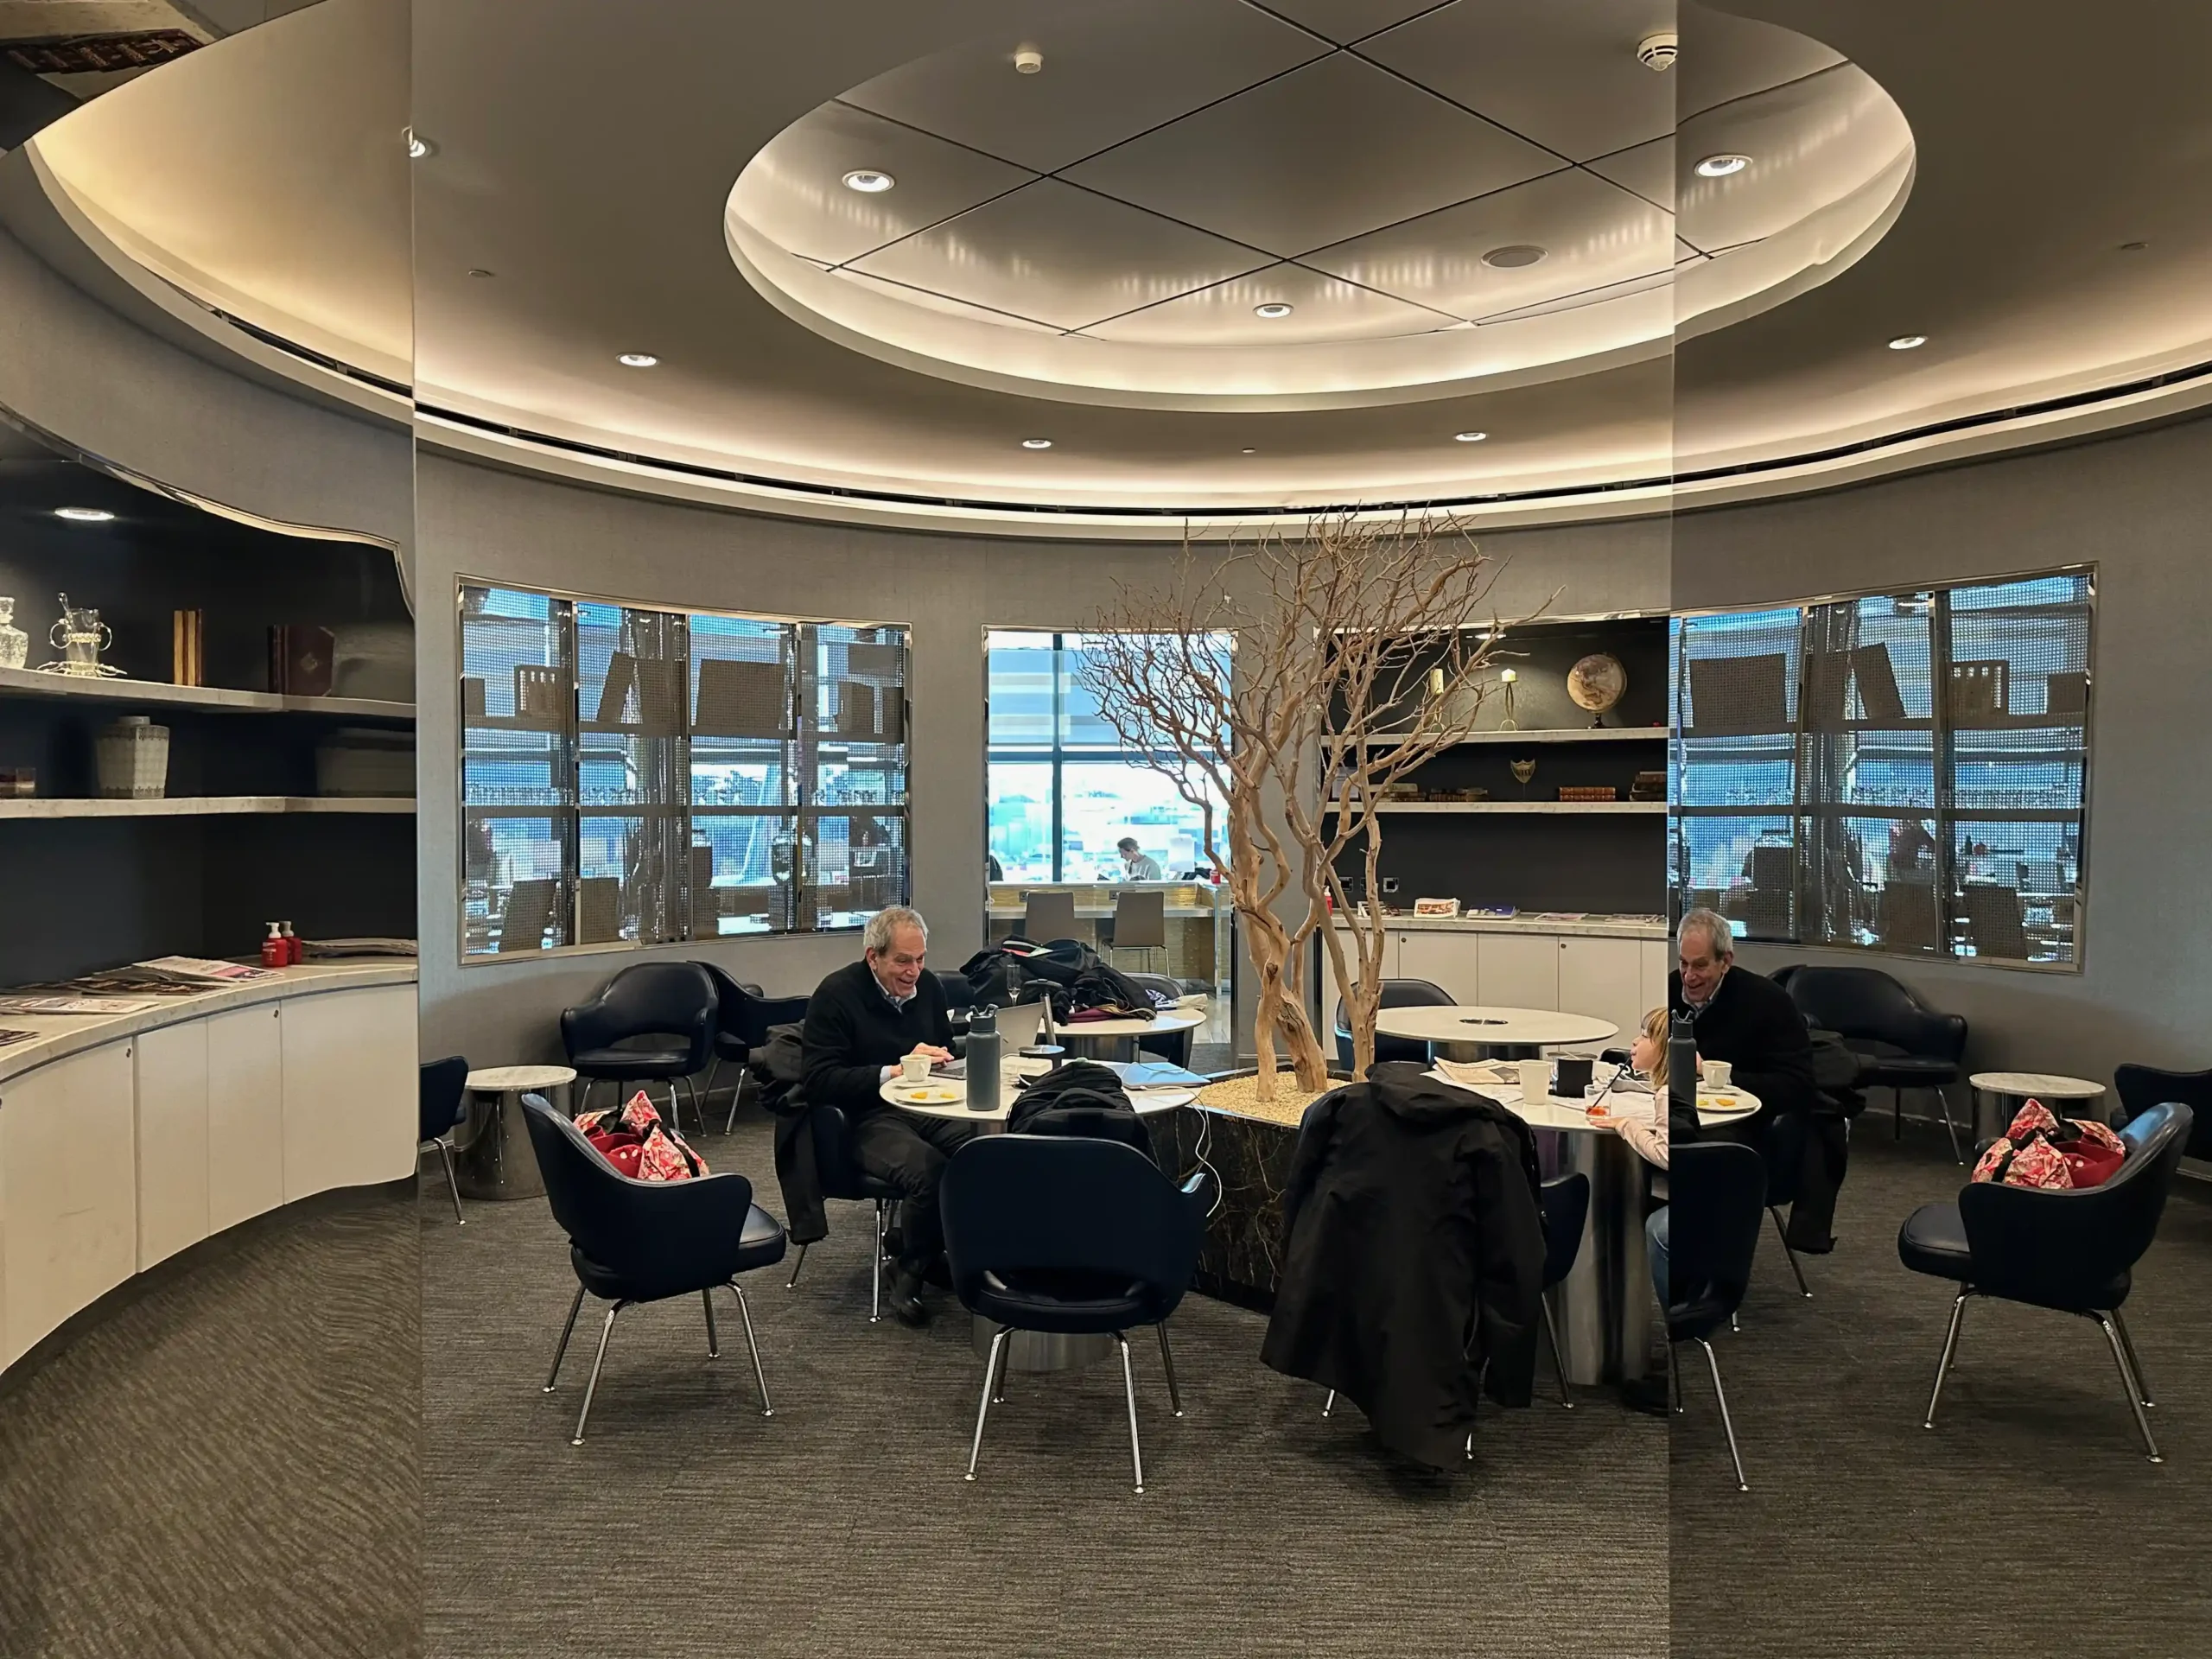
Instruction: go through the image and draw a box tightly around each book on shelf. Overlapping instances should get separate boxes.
[267,624,335,697]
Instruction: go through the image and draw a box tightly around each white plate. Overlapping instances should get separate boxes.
[891,1086,964,1105]
[1697,1093,1757,1116]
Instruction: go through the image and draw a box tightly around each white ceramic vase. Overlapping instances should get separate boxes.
[96,715,170,799]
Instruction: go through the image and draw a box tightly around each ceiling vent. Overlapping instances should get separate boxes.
[1637,32,1678,72]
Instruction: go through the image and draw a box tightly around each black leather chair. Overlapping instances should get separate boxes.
[697,963,810,1133]
[1127,971,1192,1067]
[523,1095,786,1445]
[1779,964,1967,1162]
[1897,1102,2192,1464]
[934,969,973,1010]
[2113,1064,2212,1160]
[1758,1118,1815,1300]
[1536,1173,1589,1408]
[1332,978,1455,1073]
[1668,1141,1767,1492]
[560,962,719,1133]
[418,1055,470,1226]
[785,1100,905,1322]
[941,1135,1208,1494]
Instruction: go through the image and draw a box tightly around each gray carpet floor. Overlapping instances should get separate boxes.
[1670,1127,2212,1658]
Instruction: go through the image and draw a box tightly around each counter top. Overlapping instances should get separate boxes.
[0,962,418,1085]
[1332,914,1668,940]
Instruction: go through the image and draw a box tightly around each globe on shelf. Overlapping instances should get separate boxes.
[1567,652,1628,727]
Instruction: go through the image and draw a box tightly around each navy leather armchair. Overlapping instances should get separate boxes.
[1332,978,1455,1074]
[419,1055,470,1225]
[785,1098,905,1321]
[1898,1101,2192,1463]
[523,1095,786,1445]
[1778,964,1967,1161]
[560,962,718,1133]
[1668,1141,1768,1492]
[698,963,810,1132]
[2113,1064,2212,1160]
[1535,1173,1590,1408]
[941,1135,1208,1493]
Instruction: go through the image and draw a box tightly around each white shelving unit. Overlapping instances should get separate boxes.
[1327,799,1667,815]
[0,664,413,720]
[0,797,416,820]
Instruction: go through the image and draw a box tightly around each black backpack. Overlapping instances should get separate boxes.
[1065,962,1155,1019]
[1007,1060,1153,1158]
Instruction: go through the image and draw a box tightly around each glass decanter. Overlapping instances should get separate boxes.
[0,596,28,671]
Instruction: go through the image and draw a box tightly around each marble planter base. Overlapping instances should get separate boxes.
[1149,1107,1297,1311]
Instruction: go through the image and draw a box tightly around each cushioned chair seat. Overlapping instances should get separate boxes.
[1846,1039,1958,1084]
[1896,1201,1973,1280]
[569,1201,787,1302]
[971,1270,1156,1334]
[569,1046,696,1078]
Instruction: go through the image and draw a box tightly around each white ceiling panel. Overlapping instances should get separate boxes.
[1080,261,1459,346]
[1475,264,1676,323]
[731,101,1036,266]
[1063,53,1565,258]
[1303,165,1671,321]
[1677,64,1910,252]
[1585,135,1673,213]
[846,178,1272,331]
[1677,3,1843,119]
[840,0,1327,174]
[1257,0,1459,47]
[1360,0,1679,163]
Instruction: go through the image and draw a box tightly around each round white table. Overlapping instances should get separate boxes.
[1430,1064,1758,1386]
[1052,1007,1206,1064]
[1970,1071,2107,1141]
[1375,1004,1618,1061]
[457,1065,578,1201]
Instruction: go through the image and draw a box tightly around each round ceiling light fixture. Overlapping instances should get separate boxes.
[404,128,432,160]
[1481,245,1548,270]
[842,169,895,194]
[1453,431,1489,443]
[1020,437,1052,449]
[54,506,116,522]
[1694,154,1751,177]
[618,353,659,367]
[1014,45,1044,74]
[1253,302,1294,319]
[1886,334,1928,351]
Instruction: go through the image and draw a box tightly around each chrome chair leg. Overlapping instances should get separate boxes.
[571,1304,622,1446]
[1322,1389,1337,1417]
[728,1280,773,1417]
[870,1201,887,1324]
[1923,1290,1970,1428]
[1155,1321,1184,1417]
[1117,1334,1146,1495]
[2111,1307,2154,1406]
[989,1331,1012,1404]
[2098,1315,2161,1463]
[967,1328,1007,1481]
[1540,1300,1573,1408]
[785,1241,809,1289]
[702,1289,720,1357]
[435,1137,464,1224]
[1936,1085,1965,1165]
[1696,1337,1749,1492]
[543,1285,586,1392]
[1770,1208,1811,1298]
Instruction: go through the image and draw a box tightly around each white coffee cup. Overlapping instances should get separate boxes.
[900,1052,931,1085]
[1516,1059,1551,1097]
[1700,1058,1732,1090]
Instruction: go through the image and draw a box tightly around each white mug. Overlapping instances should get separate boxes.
[900,1052,931,1085]
[1700,1058,1732,1090]
[1516,1059,1551,1097]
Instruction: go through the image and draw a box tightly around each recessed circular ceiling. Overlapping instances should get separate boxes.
[723,7,1914,412]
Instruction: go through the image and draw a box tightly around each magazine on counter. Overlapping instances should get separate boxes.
[0,995,162,1015]
[134,956,276,983]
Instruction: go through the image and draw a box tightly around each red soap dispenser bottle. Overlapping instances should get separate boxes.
[261,922,287,969]
[279,920,302,965]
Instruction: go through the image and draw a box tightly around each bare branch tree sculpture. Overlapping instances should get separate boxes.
[1077,513,1529,1100]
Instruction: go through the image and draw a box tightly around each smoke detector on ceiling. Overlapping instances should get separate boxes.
[1637,32,1678,71]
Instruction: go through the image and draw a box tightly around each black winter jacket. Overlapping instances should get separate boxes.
[1259,1064,1545,1469]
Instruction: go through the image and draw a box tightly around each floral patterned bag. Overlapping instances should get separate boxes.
[575,1090,709,1182]
[1971,1100,2126,1191]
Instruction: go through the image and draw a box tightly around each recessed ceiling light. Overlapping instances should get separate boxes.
[1694,154,1751,177]
[1253,302,1294,319]
[404,128,432,160]
[1020,437,1053,449]
[618,353,659,367]
[1482,245,1547,270]
[1241,448,1257,455]
[1014,46,1044,74]
[1886,334,1928,351]
[1453,431,1488,443]
[54,506,115,522]
[842,169,895,194]
[467,267,495,278]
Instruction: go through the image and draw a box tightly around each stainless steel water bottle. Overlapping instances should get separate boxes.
[965,1005,1001,1113]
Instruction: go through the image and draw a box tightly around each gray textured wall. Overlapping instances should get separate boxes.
[413,453,1670,1064]
[1674,415,2212,1094]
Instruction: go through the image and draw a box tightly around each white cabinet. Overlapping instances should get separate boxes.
[207,1004,286,1233]
[1478,932,1560,1008]
[2,1042,137,1366]
[1397,931,1480,1001]
[135,1020,211,1270]
[281,984,417,1203]
[1560,938,1645,1049]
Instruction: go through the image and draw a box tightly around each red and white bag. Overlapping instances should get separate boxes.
[575,1090,709,1182]
[1971,1100,2125,1191]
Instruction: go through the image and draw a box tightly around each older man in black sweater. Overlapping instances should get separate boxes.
[1669,906,1815,1141]
[801,906,967,1326]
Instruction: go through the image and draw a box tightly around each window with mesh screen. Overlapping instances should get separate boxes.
[1672,608,1802,941]
[804,626,909,931]
[460,585,576,957]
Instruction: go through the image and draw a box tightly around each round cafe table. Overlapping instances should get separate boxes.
[1051,1006,1206,1064]
[880,1061,1193,1372]
[1431,1064,1758,1386]
[1970,1071,2107,1141]
[456,1065,578,1201]
[1376,1004,1618,1062]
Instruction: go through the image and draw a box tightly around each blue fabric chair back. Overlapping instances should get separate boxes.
[2113,1064,2212,1160]
[561,961,717,1068]
[1958,1102,2192,1313]
[1539,1172,1589,1292]
[940,1135,1201,1319]
[1667,1141,1766,1338]
[419,1054,469,1141]
[1332,978,1456,1071]
[521,1095,758,1301]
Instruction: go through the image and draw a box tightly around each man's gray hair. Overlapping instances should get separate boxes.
[1677,906,1735,961]
[863,905,928,955]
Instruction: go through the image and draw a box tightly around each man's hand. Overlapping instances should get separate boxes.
[906,1042,954,1065]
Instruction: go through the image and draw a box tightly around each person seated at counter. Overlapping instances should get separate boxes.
[1116,837,1163,881]
[800,905,965,1328]
[1668,906,1815,1141]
